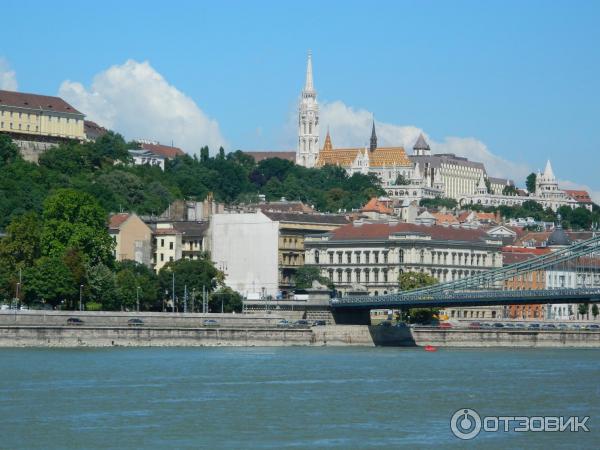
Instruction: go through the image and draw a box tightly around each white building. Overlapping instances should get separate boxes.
[129,149,165,170]
[209,211,280,299]
[296,51,319,168]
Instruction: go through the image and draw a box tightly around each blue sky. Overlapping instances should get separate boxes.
[1,0,599,195]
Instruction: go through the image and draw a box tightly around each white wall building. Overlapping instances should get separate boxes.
[209,212,280,299]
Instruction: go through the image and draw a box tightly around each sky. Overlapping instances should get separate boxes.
[1,0,599,199]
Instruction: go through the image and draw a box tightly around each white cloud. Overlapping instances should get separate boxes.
[59,59,226,154]
[320,100,530,181]
[0,58,18,91]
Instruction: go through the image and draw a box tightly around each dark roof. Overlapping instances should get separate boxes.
[0,90,83,115]
[261,211,349,225]
[244,151,296,163]
[329,222,497,244]
[409,153,485,171]
[547,226,571,246]
[140,143,185,159]
[84,120,108,140]
[172,221,209,236]
[413,133,430,151]
[256,202,315,213]
[488,177,514,186]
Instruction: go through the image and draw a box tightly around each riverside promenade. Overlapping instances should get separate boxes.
[1,311,600,347]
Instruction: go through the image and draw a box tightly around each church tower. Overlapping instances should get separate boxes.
[369,120,378,152]
[296,51,320,168]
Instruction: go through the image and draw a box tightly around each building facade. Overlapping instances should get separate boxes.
[304,222,503,297]
[0,89,85,162]
[108,213,153,267]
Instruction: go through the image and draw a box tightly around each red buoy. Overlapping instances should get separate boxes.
[424,345,437,352]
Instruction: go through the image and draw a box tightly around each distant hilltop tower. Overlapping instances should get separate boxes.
[296,51,320,168]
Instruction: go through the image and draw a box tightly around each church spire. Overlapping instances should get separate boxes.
[304,50,314,93]
[369,120,377,152]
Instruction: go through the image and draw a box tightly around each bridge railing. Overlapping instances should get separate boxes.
[330,287,600,306]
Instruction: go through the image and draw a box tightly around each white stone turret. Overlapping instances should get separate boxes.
[476,175,487,195]
[296,51,320,168]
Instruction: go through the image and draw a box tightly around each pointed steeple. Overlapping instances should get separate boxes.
[322,128,333,152]
[476,175,487,195]
[412,162,423,183]
[543,160,555,180]
[304,50,314,93]
[413,133,431,156]
[369,120,377,152]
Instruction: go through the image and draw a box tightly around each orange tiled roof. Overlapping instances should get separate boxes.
[361,197,393,215]
[565,190,593,203]
[109,213,130,229]
[432,212,459,225]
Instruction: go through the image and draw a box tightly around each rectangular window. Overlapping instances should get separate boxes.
[160,253,164,262]
[328,252,334,264]
[161,239,165,248]
[169,241,174,250]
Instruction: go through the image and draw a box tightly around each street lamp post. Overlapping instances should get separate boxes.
[136,286,140,312]
[79,285,84,311]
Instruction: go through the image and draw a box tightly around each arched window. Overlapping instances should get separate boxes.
[314,250,320,264]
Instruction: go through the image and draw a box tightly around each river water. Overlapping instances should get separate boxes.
[0,347,598,449]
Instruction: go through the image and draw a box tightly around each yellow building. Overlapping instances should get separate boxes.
[108,213,153,267]
[0,89,85,162]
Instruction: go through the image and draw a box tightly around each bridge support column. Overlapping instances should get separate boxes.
[331,308,371,325]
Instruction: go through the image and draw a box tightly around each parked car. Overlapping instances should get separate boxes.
[503,323,515,328]
[66,317,84,326]
[202,319,219,327]
[541,324,556,330]
[585,324,600,331]
[127,318,144,327]
[513,323,526,329]
[480,323,492,328]
[468,322,481,329]
[439,322,452,329]
[527,323,541,329]
[570,324,581,330]
[293,320,310,328]
[276,319,290,328]
[492,323,505,328]
[312,320,327,326]
[557,324,568,330]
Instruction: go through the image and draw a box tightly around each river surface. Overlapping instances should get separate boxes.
[0,347,598,449]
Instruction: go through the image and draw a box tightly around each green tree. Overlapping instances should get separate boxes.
[23,256,77,308]
[592,304,599,319]
[578,303,589,318]
[399,271,438,291]
[40,189,115,266]
[87,263,118,310]
[0,212,42,269]
[394,174,410,185]
[420,198,458,209]
[293,266,333,290]
[0,134,20,164]
[115,260,160,311]
[398,271,438,324]
[502,185,517,196]
[158,258,223,310]
[209,287,243,313]
[526,172,537,193]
